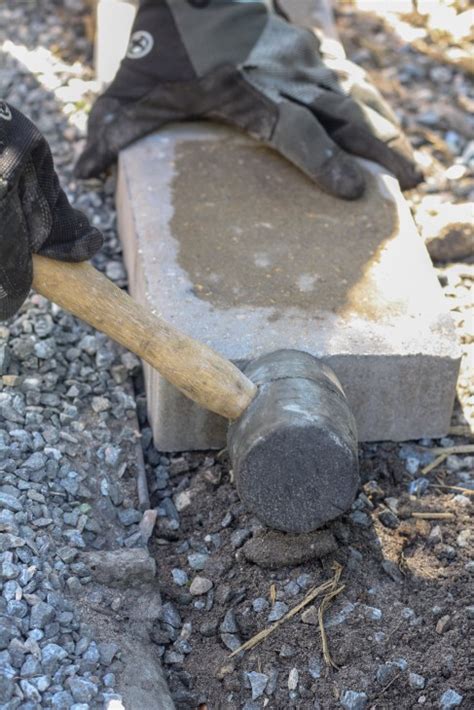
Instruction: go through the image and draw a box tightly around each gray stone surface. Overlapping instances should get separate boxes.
[81,548,156,587]
[117,123,460,449]
[242,529,337,568]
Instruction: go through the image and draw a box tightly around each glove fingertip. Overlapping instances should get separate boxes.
[315,150,366,200]
[397,162,424,191]
[74,141,109,179]
[74,153,99,180]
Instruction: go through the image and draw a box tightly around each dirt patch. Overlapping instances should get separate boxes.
[141,438,473,709]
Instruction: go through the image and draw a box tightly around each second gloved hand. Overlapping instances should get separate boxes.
[0,102,103,320]
[76,0,422,199]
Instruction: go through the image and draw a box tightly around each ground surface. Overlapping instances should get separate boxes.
[0,1,473,709]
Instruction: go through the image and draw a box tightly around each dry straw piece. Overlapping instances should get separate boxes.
[420,444,473,477]
[270,583,277,606]
[230,563,344,662]
[430,445,474,455]
[430,484,474,496]
[411,512,455,520]
[318,568,344,669]
[421,453,448,476]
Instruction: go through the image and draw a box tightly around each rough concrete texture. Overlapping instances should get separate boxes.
[96,585,176,710]
[81,547,156,587]
[116,123,461,450]
[117,635,176,710]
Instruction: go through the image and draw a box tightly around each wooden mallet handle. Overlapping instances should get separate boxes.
[32,255,257,420]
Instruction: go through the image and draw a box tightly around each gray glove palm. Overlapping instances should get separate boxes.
[76,0,422,199]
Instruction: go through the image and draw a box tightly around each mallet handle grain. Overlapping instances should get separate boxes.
[32,255,257,420]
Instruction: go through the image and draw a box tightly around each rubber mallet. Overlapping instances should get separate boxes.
[32,255,359,533]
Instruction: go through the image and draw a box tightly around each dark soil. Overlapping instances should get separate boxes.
[144,440,473,710]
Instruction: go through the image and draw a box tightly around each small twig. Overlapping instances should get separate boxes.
[420,444,474,476]
[430,445,474,455]
[385,620,404,642]
[430,484,474,496]
[398,550,409,576]
[411,512,455,520]
[421,453,448,476]
[229,564,343,657]
[88,604,120,618]
[376,672,402,699]
[448,425,473,437]
[318,582,344,669]
[270,584,276,606]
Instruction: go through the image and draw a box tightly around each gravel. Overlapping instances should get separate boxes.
[439,688,464,709]
[189,577,213,596]
[0,1,177,706]
[171,568,189,587]
[267,601,289,622]
[340,690,368,710]
[247,671,268,700]
[252,597,269,613]
[409,672,426,690]
[219,609,238,634]
[308,656,322,679]
[187,552,209,571]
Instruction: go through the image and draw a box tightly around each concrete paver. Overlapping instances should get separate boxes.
[116,124,460,449]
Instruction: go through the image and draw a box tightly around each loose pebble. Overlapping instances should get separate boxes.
[439,689,463,709]
[267,602,288,622]
[409,673,426,690]
[189,577,213,596]
[247,671,268,700]
[187,553,209,571]
[287,667,299,691]
[171,568,189,587]
[340,689,368,710]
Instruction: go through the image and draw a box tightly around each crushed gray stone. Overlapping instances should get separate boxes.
[340,689,368,710]
[439,688,463,709]
[267,602,288,622]
[247,671,268,700]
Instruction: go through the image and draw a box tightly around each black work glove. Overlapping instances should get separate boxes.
[0,102,103,320]
[76,0,422,199]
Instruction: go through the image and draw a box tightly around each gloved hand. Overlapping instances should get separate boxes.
[0,101,103,320]
[76,0,422,198]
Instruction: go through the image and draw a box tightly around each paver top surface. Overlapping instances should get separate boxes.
[119,124,456,361]
[173,140,397,319]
